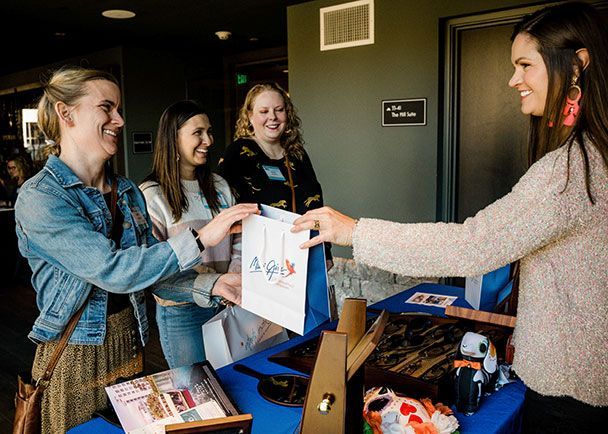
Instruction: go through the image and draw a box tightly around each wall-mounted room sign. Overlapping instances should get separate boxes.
[382,98,426,126]
[132,132,153,154]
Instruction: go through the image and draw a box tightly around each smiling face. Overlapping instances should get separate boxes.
[248,90,287,146]
[177,113,213,178]
[65,79,124,162]
[508,33,549,117]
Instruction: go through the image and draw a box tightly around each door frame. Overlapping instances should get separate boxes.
[438,3,557,222]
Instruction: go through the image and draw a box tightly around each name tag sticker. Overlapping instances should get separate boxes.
[262,165,286,181]
[130,207,147,226]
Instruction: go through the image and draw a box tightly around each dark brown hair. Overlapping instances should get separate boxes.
[144,100,219,222]
[7,154,33,183]
[513,1,608,202]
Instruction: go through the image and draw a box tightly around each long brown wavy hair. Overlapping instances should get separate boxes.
[143,100,219,222]
[512,1,608,203]
[500,2,608,317]
[234,82,305,160]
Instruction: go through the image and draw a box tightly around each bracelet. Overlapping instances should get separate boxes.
[189,227,205,252]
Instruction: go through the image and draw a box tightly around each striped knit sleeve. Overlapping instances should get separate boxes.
[140,182,169,242]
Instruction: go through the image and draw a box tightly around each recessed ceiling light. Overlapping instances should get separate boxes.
[102,9,136,19]
[249,37,259,42]
[215,31,232,40]
[54,32,67,37]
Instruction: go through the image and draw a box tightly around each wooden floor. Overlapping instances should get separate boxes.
[0,280,169,434]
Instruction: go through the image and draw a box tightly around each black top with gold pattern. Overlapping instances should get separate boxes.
[218,137,331,258]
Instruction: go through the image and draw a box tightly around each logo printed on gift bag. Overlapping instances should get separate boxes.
[242,206,330,335]
[248,257,297,287]
[248,228,298,287]
[242,319,274,351]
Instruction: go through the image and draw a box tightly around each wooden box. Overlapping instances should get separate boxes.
[269,313,511,402]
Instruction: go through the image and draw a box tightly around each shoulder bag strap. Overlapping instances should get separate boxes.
[37,177,119,388]
[284,155,297,213]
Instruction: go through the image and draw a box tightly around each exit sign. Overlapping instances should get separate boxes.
[236,73,248,85]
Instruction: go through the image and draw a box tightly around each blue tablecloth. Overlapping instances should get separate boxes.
[69,283,524,434]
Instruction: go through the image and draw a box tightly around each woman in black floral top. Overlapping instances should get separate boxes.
[218,82,332,264]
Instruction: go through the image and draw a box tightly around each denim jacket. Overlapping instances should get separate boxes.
[15,156,202,345]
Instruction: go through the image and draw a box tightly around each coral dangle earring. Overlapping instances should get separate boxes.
[562,77,582,127]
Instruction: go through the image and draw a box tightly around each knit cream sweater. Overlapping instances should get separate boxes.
[353,140,608,406]
[140,175,241,306]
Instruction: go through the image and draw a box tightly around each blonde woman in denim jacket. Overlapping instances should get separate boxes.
[14,67,257,433]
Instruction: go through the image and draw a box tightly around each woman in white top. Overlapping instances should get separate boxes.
[140,100,242,368]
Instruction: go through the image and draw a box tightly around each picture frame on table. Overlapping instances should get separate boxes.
[105,361,252,433]
[165,414,253,434]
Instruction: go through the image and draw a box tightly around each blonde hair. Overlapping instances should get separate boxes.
[37,66,119,155]
[234,82,305,160]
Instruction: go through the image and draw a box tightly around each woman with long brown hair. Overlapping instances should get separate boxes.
[293,2,608,432]
[141,100,242,369]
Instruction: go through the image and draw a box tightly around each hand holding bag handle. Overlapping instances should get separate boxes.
[13,178,118,434]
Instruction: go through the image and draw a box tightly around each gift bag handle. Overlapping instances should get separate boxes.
[258,225,286,285]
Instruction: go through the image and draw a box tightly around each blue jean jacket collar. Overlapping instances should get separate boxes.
[44,155,133,196]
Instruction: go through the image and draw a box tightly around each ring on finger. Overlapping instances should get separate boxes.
[313,220,321,231]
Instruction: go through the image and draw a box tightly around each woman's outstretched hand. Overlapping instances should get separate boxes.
[211,273,242,305]
[291,206,357,249]
[198,203,259,248]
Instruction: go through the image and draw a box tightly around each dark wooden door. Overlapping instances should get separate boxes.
[443,2,608,223]
[456,23,528,222]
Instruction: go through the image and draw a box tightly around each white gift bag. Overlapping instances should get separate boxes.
[241,205,330,335]
[202,304,289,369]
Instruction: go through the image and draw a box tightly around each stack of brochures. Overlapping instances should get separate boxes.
[105,362,240,434]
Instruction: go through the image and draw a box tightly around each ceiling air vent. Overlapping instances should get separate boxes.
[320,0,374,51]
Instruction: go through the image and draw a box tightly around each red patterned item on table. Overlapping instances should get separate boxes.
[363,387,459,434]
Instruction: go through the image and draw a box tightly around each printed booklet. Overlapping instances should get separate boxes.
[406,291,458,308]
[105,361,240,434]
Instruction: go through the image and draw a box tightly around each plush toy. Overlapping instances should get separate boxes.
[363,387,459,434]
[453,331,498,415]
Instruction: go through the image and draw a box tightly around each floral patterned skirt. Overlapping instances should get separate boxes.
[32,306,143,434]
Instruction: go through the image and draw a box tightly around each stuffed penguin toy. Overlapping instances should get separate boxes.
[453,331,498,415]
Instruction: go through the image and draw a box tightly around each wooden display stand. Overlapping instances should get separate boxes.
[300,298,388,434]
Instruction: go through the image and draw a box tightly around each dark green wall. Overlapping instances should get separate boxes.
[287,0,546,256]
[121,47,187,184]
